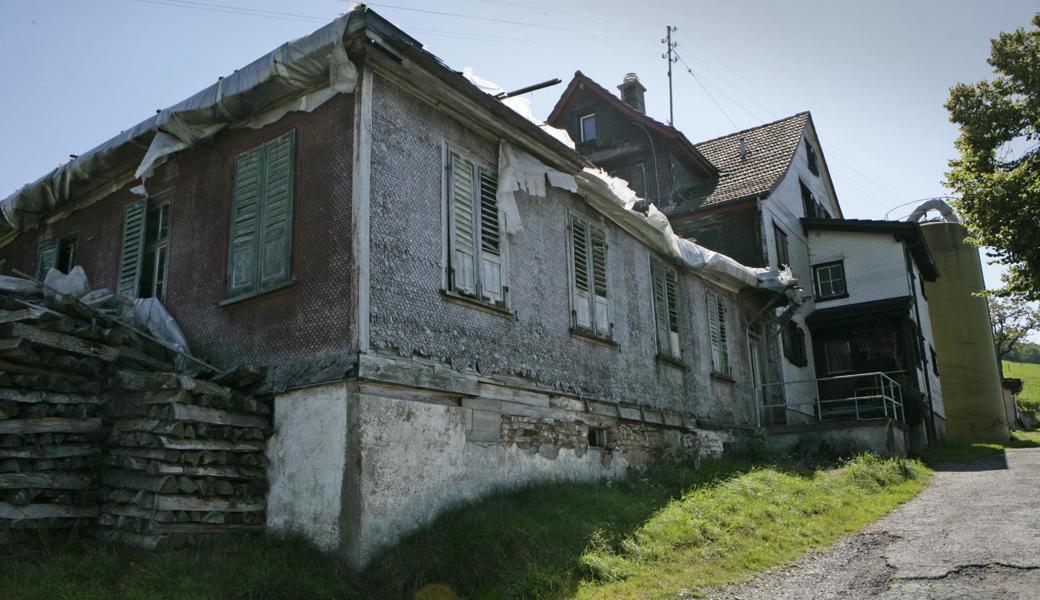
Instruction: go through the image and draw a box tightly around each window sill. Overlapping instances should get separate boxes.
[710,371,736,384]
[218,279,296,307]
[440,290,515,319]
[813,293,850,303]
[570,328,618,348]
[655,353,686,370]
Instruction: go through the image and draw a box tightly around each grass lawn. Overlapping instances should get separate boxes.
[0,453,929,600]
[916,429,1040,464]
[1003,360,1040,412]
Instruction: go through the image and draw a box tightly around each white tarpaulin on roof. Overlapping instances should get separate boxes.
[496,141,577,235]
[2,12,359,229]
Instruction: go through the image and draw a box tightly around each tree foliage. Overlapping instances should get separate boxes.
[946,12,1040,299]
[989,295,1040,362]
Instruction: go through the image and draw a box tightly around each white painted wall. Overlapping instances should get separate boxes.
[806,230,912,308]
[759,134,838,412]
[266,382,349,551]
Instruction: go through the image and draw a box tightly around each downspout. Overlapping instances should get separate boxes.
[630,121,663,205]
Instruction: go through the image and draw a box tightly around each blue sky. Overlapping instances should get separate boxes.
[1,0,1036,290]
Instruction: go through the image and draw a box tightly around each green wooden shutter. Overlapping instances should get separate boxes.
[665,268,680,356]
[227,145,264,297]
[258,131,295,289]
[590,228,609,337]
[716,295,729,373]
[651,262,670,355]
[448,151,476,295]
[35,239,59,281]
[117,199,148,298]
[707,292,722,372]
[478,166,502,303]
[571,218,591,329]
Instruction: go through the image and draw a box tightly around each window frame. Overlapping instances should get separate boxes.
[782,321,807,367]
[36,235,77,280]
[812,260,848,301]
[568,213,612,340]
[139,197,172,300]
[444,144,510,310]
[823,339,853,374]
[579,113,597,143]
[707,290,731,376]
[930,345,940,377]
[806,136,820,176]
[224,129,296,302]
[773,223,790,269]
[650,258,682,361]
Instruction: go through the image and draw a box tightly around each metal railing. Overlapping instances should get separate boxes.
[755,371,904,428]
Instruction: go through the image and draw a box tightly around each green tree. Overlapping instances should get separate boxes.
[946,12,1040,299]
[989,295,1040,364]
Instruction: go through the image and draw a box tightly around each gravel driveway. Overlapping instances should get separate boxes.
[712,447,1040,599]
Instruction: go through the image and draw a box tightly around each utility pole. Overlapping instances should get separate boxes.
[661,25,678,126]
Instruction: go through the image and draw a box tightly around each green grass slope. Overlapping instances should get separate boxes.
[1003,360,1040,412]
[1,454,929,600]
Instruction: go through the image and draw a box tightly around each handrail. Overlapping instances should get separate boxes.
[755,371,905,427]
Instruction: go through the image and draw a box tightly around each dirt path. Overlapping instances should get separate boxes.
[712,448,1040,599]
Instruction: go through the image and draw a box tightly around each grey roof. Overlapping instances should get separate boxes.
[693,112,810,206]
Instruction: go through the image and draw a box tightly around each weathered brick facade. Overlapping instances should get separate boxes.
[2,94,358,383]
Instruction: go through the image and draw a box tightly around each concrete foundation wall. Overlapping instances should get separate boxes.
[344,381,735,566]
[767,419,910,457]
[266,382,349,551]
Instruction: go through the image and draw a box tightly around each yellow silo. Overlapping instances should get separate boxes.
[920,221,1008,442]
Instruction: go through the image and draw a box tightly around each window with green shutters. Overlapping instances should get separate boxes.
[118,192,171,299]
[226,130,295,298]
[707,291,730,375]
[651,259,680,359]
[570,215,611,338]
[36,236,76,280]
[446,147,506,305]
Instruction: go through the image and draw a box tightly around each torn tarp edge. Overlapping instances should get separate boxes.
[2,11,359,230]
[575,168,798,294]
[496,141,577,235]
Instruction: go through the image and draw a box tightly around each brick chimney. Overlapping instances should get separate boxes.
[617,73,646,114]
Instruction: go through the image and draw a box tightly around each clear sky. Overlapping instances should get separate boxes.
[1,0,1036,291]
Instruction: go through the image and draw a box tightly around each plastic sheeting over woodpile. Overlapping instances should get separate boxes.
[1,12,359,231]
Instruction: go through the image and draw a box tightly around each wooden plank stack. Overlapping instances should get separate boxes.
[0,275,270,550]
[98,370,270,550]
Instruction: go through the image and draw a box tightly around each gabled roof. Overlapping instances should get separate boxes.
[547,71,717,176]
[692,112,810,206]
[801,217,940,281]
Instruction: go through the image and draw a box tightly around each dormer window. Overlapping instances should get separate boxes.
[580,114,597,142]
[806,136,819,176]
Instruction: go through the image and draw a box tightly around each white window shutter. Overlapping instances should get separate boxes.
[477,167,502,303]
[449,151,476,295]
[117,199,148,298]
[590,228,609,336]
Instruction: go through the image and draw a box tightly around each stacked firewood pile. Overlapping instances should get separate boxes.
[98,369,269,549]
[0,273,269,550]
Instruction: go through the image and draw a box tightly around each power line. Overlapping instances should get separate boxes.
[364,2,597,34]
[673,51,737,129]
[127,0,331,23]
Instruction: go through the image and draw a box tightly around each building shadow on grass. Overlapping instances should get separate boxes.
[353,460,744,598]
[352,456,832,599]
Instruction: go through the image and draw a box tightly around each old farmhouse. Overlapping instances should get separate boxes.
[2,6,1007,566]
